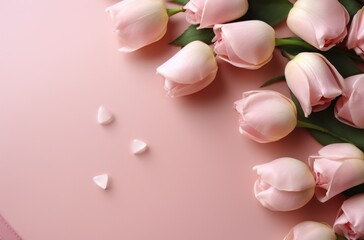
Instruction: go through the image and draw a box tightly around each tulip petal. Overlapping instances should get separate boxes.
[341,194,364,235]
[287,7,320,49]
[157,41,217,84]
[313,158,364,202]
[199,0,248,28]
[334,194,364,240]
[254,179,314,211]
[316,143,364,160]
[287,0,349,50]
[253,157,315,191]
[213,21,275,69]
[285,52,344,117]
[106,0,168,52]
[347,8,364,59]
[284,221,336,240]
[184,0,203,24]
[156,41,218,97]
[185,0,248,29]
[335,75,364,128]
[285,59,312,116]
[164,72,216,97]
[234,90,297,143]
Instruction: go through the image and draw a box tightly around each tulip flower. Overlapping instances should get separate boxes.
[106,0,169,52]
[284,52,345,117]
[234,90,297,143]
[334,194,364,240]
[213,20,275,69]
[308,143,364,202]
[287,0,349,51]
[347,7,364,59]
[284,221,336,240]
[156,41,218,97]
[335,74,364,129]
[184,0,248,29]
[253,157,315,211]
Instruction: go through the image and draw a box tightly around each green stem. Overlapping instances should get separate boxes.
[260,75,285,87]
[281,50,296,60]
[275,38,316,50]
[167,7,185,17]
[296,120,353,144]
[275,37,363,63]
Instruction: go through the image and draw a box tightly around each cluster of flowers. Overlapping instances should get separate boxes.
[254,143,364,239]
[104,0,364,239]
[106,0,274,96]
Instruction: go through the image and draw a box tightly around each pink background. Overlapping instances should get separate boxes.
[0,0,346,239]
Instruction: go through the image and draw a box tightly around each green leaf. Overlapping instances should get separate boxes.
[169,0,189,5]
[297,104,364,151]
[338,0,362,18]
[321,51,362,78]
[344,183,364,196]
[243,0,293,26]
[291,92,364,151]
[170,25,215,47]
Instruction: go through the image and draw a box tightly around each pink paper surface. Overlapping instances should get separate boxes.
[0,0,346,239]
[0,215,21,240]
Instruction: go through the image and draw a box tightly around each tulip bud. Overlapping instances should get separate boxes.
[284,221,336,240]
[184,0,248,29]
[106,0,169,52]
[253,157,315,211]
[308,143,364,202]
[156,41,218,97]
[347,7,364,59]
[335,74,364,129]
[213,21,275,69]
[234,90,297,143]
[334,194,364,240]
[287,0,349,51]
[284,52,345,117]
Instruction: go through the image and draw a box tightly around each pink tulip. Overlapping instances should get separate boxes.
[308,143,364,202]
[284,52,345,117]
[347,7,364,59]
[234,90,297,143]
[156,41,218,97]
[184,0,248,29]
[253,157,315,211]
[287,0,349,51]
[335,74,364,129]
[106,0,168,52]
[284,221,336,240]
[213,21,275,69]
[334,194,364,240]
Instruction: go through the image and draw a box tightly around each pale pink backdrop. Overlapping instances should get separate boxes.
[0,0,345,239]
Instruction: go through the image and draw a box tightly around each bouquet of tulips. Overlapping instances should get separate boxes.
[105,0,364,239]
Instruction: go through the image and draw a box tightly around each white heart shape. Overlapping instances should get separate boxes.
[131,139,148,155]
[97,106,114,125]
[93,174,109,190]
